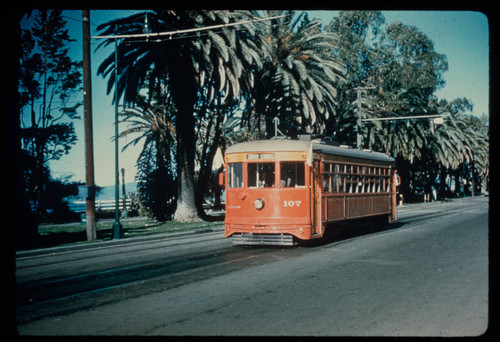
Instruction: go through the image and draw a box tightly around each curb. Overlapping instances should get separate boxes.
[16,225,225,258]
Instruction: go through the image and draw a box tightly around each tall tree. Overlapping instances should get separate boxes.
[369,21,448,159]
[19,10,82,217]
[97,10,266,222]
[325,10,385,144]
[429,98,489,197]
[328,17,451,201]
[9,10,39,249]
[119,89,177,221]
[328,11,385,86]
[247,10,345,137]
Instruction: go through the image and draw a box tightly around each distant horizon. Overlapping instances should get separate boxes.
[67,181,138,202]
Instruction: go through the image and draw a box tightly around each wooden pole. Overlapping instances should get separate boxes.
[82,10,96,240]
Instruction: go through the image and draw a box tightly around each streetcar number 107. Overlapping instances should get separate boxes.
[284,200,302,207]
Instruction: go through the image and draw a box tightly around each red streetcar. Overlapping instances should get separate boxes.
[221,137,397,245]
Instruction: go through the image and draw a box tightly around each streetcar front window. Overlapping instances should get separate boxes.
[280,162,305,188]
[228,162,243,188]
[248,162,275,188]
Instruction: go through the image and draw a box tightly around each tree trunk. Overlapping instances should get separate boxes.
[10,11,39,249]
[175,164,200,222]
[195,99,225,220]
[170,57,201,223]
[173,109,200,222]
[396,157,410,203]
[438,166,447,200]
[454,168,461,197]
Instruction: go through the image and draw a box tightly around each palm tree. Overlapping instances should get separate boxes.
[119,93,176,175]
[430,99,488,196]
[120,98,178,220]
[116,83,177,221]
[247,11,345,137]
[97,10,267,222]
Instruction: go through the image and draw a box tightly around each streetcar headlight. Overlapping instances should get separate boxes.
[254,198,265,210]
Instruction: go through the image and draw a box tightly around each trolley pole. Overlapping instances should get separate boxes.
[82,10,96,241]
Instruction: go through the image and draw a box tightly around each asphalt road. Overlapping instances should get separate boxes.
[15,196,489,336]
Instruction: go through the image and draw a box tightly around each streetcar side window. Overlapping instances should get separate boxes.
[248,162,275,188]
[322,162,331,192]
[338,166,344,192]
[280,162,305,188]
[228,162,243,188]
[332,173,339,192]
[323,175,330,192]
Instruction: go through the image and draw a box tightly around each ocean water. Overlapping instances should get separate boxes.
[94,182,138,201]
[68,182,138,202]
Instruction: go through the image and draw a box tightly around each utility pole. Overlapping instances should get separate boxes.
[82,10,96,240]
[354,86,376,149]
[356,88,362,148]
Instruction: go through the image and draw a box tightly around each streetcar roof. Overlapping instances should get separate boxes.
[226,139,395,164]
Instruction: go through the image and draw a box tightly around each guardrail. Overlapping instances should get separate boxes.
[67,199,132,213]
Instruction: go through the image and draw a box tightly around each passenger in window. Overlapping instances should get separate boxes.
[284,168,295,187]
[262,164,275,187]
[281,163,295,187]
[280,162,305,188]
[323,177,329,192]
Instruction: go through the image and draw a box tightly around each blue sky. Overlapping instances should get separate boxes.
[22,10,489,186]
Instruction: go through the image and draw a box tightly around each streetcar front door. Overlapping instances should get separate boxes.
[310,160,322,236]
